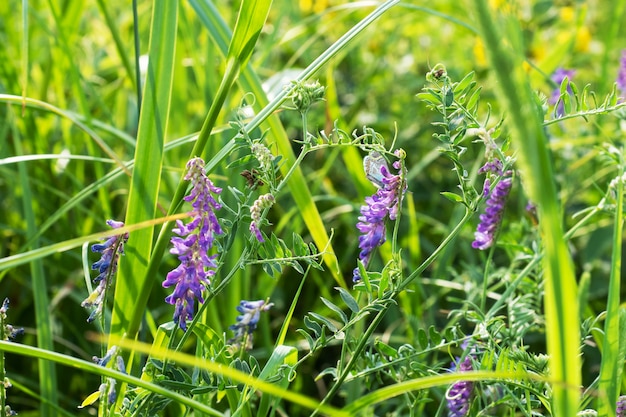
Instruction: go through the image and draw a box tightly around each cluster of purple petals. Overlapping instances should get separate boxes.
[472,160,512,250]
[549,68,575,117]
[446,353,474,417]
[229,299,273,348]
[93,346,127,404]
[249,193,274,243]
[353,160,404,282]
[618,50,626,98]
[162,157,223,331]
[618,395,626,417]
[92,220,128,283]
[82,220,128,322]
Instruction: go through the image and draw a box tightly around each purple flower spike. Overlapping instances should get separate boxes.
[82,220,128,322]
[163,157,223,331]
[249,193,275,242]
[617,395,626,417]
[353,156,405,282]
[228,299,273,350]
[549,68,575,117]
[472,160,512,250]
[618,50,626,98]
[446,353,475,417]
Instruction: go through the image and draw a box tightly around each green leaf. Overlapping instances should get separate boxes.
[226,0,273,66]
[428,325,442,345]
[336,287,360,314]
[453,71,475,94]
[309,312,338,333]
[375,339,398,358]
[110,0,178,364]
[440,191,465,204]
[320,297,348,325]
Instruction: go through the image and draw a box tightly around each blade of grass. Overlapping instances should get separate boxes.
[8,109,59,416]
[471,1,581,415]
[597,161,624,417]
[0,340,224,417]
[110,0,178,347]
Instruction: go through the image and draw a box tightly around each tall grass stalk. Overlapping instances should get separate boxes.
[9,109,59,416]
[472,1,581,415]
[598,160,625,417]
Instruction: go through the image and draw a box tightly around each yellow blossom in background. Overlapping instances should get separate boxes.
[575,26,591,52]
[473,37,487,68]
[559,6,575,22]
[488,0,514,14]
[300,0,329,14]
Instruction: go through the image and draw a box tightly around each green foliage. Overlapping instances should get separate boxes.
[2,0,626,416]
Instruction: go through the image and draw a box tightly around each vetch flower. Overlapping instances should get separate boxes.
[0,299,21,416]
[90,346,126,406]
[251,143,274,172]
[162,157,223,331]
[228,299,273,350]
[0,299,23,341]
[249,193,275,242]
[618,395,626,417]
[353,154,405,282]
[577,410,598,417]
[472,160,512,250]
[81,220,128,322]
[617,50,626,98]
[549,68,575,117]
[446,353,475,417]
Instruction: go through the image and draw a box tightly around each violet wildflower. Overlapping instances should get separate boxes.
[353,154,405,282]
[618,50,626,98]
[249,193,275,242]
[93,346,126,405]
[162,157,223,331]
[228,299,273,350]
[446,353,475,417]
[618,395,626,417]
[549,68,575,117]
[82,220,128,322]
[472,160,512,250]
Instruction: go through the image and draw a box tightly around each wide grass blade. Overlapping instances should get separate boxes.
[471,1,581,415]
[597,161,624,417]
[8,110,59,416]
[110,0,178,343]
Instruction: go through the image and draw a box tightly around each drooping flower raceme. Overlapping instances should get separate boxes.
[618,395,626,417]
[353,155,405,282]
[93,346,127,405]
[82,220,129,322]
[0,298,21,417]
[228,299,273,350]
[162,157,223,331]
[549,67,575,117]
[446,352,475,417]
[472,160,512,250]
[250,193,275,242]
